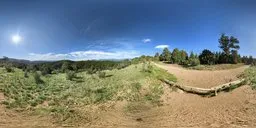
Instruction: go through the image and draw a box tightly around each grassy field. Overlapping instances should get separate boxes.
[0,63,176,124]
[184,63,245,70]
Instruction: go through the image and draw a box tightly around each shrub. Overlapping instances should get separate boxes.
[98,71,106,78]
[5,65,13,72]
[87,68,97,74]
[188,58,200,66]
[33,72,44,84]
[24,71,29,78]
[142,63,153,73]
[66,70,76,80]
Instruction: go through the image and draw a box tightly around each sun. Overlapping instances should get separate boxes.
[12,35,22,44]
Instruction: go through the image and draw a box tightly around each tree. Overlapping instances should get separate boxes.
[218,34,240,63]
[219,34,230,55]
[199,49,215,65]
[160,48,171,61]
[180,50,188,65]
[248,56,254,65]
[171,48,180,63]
[231,50,239,64]
[189,52,196,59]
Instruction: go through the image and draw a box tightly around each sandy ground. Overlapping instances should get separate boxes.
[1,64,256,128]
[154,63,249,88]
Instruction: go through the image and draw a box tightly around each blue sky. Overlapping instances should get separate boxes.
[0,0,256,60]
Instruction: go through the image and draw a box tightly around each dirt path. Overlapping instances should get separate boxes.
[154,63,249,88]
[88,63,256,128]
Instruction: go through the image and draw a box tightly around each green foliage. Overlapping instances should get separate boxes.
[154,52,160,61]
[243,66,256,89]
[33,71,44,84]
[5,64,13,72]
[61,61,71,73]
[98,71,106,78]
[24,71,29,78]
[218,34,240,64]
[0,64,175,123]
[160,48,171,61]
[199,49,215,65]
[187,58,200,66]
[171,48,180,63]
[66,70,76,80]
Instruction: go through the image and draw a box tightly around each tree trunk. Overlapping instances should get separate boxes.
[162,79,245,96]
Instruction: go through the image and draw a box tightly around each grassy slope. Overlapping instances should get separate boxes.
[243,66,256,89]
[0,63,176,123]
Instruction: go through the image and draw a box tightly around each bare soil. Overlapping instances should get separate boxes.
[154,63,249,88]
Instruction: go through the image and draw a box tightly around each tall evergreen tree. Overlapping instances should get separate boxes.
[161,48,171,61]
[218,34,240,63]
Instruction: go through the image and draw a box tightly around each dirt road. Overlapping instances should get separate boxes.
[154,63,249,88]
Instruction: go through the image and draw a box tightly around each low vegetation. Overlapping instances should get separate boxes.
[185,63,245,70]
[243,66,256,89]
[0,63,176,124]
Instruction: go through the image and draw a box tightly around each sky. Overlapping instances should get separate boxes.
[0,0,256,60]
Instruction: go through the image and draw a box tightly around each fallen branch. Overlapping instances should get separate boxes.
[162,79,246,96]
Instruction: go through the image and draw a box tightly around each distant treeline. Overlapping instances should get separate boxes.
[0,57,131,75]
[152,34,256,66]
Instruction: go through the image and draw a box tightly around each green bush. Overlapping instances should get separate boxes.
[5,65,13,72]
[66,70,76,80]
[24,71,29,78]
[98,71,106,78]
[33,72,44,84]
[188,58,200,66]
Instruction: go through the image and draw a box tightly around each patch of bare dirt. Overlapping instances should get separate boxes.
[154,63,249,88]
[87,86,256,128]
[0,93,57,128]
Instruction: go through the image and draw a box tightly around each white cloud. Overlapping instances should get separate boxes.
[155,45,169,49]
[142,38,151,43]
[28,50,140,61]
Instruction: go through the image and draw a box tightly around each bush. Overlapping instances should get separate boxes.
[5,65,13,72]
[24,71,29,78]
[98,71,106,78]
[33,72,44,84]
[188,58,200,66]
[66,70,76,80]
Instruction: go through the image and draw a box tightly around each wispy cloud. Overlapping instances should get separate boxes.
[142,38,151,43]
[155,45,169,49]
[28,50,140,61]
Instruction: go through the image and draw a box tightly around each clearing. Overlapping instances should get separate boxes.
[1,63,256,128]
[154,63,249,88]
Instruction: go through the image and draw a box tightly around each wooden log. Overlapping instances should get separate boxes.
[162,79,245,96]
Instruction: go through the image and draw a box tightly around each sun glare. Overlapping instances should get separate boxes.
[12,35,22,44]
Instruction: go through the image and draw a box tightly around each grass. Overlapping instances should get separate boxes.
[243,66,256,89]
[0,63,176,124]
[185,63,245,70]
